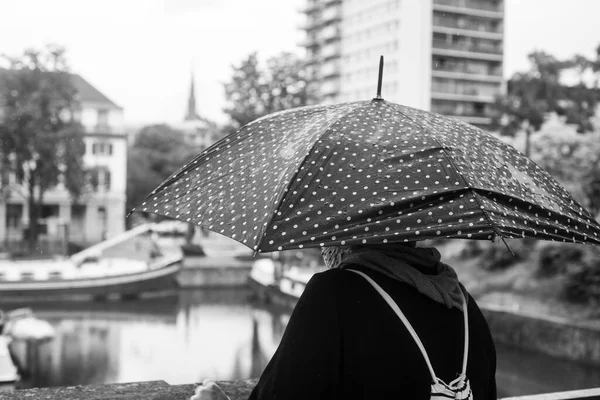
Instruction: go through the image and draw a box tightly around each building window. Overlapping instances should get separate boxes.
[92,142,113,156]
[6,204,23,229]
[86,167,111,192]
[104,170,111,190]
[97,109,109,127]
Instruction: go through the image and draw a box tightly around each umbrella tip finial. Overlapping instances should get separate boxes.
[374,55,384,101]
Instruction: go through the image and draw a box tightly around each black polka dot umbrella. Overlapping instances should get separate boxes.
[134,60,600,253]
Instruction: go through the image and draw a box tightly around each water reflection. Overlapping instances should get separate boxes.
[8,289,600,396]
[495,343,600,398]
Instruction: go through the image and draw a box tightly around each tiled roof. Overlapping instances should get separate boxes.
[70,73,120,108]
[0,69,120,109]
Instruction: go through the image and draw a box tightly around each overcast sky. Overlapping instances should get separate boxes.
[0,0,599,127]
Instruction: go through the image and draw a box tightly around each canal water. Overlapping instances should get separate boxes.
[7,289,600,397]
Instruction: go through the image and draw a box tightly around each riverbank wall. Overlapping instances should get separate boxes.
[177,255,253,288]
[254,279,600,366]
[480,303,600,366]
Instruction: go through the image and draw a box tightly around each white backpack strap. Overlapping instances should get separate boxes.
[347,269,437,382]
[460,292,469,377]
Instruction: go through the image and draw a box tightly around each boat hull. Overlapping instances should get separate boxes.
[0,260,182,301]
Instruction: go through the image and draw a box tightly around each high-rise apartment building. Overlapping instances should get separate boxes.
[302,0,343,104]
[301,0,504,128]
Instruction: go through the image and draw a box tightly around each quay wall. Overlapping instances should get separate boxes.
[480,303,600,366]
[176,256,253,287]
[255,281,600,366]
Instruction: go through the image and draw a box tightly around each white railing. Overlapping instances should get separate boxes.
[70,223,153,264]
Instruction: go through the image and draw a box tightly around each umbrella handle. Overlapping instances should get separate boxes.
[375,55,384,100]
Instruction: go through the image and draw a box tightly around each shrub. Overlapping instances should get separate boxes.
[562,245,600,303]
[474,239,535,271]
[536,243,584,278]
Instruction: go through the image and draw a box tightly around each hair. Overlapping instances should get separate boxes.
[320,246,351,269]
[321,241,418,269]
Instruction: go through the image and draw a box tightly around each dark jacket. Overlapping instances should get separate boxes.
[249,266,497,399]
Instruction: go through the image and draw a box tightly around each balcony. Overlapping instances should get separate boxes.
[432,25,503,40]
[84,124,114,135]
[300,0,340,14]
[319,25,341,42]
[322,5,341,22]
[322,0,341,7]
[431,106,494,125]
[300,6,341,32]
[431,91,496,103]
[433,0,503,13]
[432,46,503,62]
[300,16,323,32]
[432,98,494,122]
[433,56,503,76]
[451,115,493,126]
[93,123,112,133]
[300,34,320,49]
[304,56,321,66]
[433,0,503,19]
[300,1,321,14]
[432,69,503,83]
[321,43,341,61]
[321,63,341,79]
[320,80,341,97]
[433,14,503,37]
[432,38,503,55]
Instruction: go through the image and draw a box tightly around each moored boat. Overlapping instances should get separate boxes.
[0,253,183,300]
[0,223,184,300]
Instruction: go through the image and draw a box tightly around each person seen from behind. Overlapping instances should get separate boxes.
[191,241,497,399]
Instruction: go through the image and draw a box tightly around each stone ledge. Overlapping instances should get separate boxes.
[1,380,599,399]
[0,380,258,400]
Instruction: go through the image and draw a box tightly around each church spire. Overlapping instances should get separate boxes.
[185,68,200,121]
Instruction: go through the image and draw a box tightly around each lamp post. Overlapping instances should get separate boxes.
[23,153,39,250]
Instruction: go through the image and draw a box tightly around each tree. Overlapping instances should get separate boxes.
[126,124,197,216]
[494,72,548,157]
[531,125,600,217]
[0,45,86,246]
[493,48,600,156]
[222,52,315,133]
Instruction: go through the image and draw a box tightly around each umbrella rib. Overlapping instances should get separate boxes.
[380,102,503,241]
[254,102,368,251]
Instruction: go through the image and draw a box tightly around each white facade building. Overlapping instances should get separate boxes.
[302,0,505,128]
[0,73,127,245]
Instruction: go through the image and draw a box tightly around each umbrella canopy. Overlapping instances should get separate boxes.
[135,99,600,253]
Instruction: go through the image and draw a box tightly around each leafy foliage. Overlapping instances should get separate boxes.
[223,52,315,131]
[530,127,600,216]
[564,258,600,304]
[126,124,197,214]
[0,45,86,244]
[458,239,534,271]
[534,241,600,304]
[493,48,600,156]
